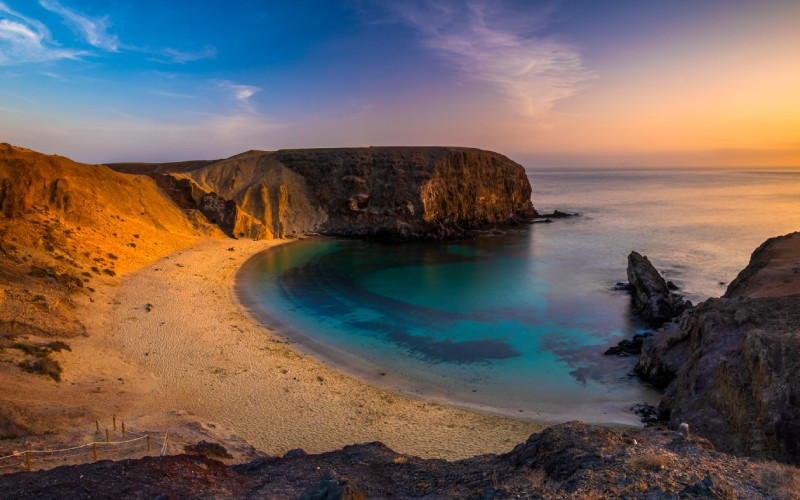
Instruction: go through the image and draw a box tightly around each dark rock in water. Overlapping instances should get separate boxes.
[534,209,577,218]
[631,403,661,426]
[626,251,688,326]
[299,470,363,500]
[612,281,631,291]
[666,280,679,290]
[604,332,653,357]
[184,440,233,459]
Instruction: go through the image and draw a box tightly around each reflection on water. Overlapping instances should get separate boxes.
[239,168,800,425]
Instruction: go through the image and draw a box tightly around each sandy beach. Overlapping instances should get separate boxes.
[75,237,547,460]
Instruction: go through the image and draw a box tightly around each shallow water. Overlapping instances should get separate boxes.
[238,168,800,425]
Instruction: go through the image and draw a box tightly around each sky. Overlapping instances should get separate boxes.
[0,0,798,167]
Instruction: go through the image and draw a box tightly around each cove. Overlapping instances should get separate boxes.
[237,230,661,426]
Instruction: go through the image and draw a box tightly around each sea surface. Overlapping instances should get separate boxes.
[238,168,800,425]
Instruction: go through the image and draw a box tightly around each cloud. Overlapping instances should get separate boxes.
[381,0,592,115]
[158,46,217,64]
[39,0,119,51]
[0,2,85,64]
[216,81,261,113]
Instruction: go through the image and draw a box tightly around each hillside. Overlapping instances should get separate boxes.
[0,143,214,436]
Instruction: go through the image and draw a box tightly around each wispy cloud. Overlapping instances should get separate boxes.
[382,0,592,115]
[216,80,261,113]
[39,0,120,51]
[158,46,217,64]
[0,1,85,64]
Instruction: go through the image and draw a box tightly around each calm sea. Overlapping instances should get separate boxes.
[238,168,800,426]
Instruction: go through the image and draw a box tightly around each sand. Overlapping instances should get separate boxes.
[76,238,547,461]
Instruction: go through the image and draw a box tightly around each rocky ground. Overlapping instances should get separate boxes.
[2,422,798,499]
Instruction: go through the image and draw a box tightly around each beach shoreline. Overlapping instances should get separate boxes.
[84,237,552,460]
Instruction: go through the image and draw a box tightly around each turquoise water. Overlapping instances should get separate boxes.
[238,168,800,425]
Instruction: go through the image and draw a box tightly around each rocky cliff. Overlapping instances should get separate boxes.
[634,233,800,465]
[111,147,536,240]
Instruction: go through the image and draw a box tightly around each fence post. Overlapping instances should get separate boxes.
[147,435,151,452]
[95,419,100,433]
[105,429,110,443]
[122,422,126,437]
[24,452,31,471]
[113,415,117,431]
[92,443,98,461]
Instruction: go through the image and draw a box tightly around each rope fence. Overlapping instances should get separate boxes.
[0,416,169,474]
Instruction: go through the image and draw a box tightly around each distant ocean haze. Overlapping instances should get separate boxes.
[238,168,800,425]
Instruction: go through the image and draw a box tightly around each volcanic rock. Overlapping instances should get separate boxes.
[112,147,536,240]
[637,232,800,465]
[2,423,796,498]
[626,251,686,326]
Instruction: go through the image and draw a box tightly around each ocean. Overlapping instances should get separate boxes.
[238,168,800,426]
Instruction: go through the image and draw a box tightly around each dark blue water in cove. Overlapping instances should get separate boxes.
[239,168,800,425]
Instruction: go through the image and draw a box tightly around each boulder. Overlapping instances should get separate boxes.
[627,251,685,326]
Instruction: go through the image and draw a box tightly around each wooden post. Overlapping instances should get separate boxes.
[121,422,126,437]
[105,429,109,443]
[113,415,116,431]
[24,452,31,471]
[92,443,98,461]
[95,419,100,433]
[146,435,151,452]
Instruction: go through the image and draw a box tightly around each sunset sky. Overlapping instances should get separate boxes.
[1,0,798,167]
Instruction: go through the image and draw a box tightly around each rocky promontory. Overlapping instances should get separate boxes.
[111,147,536,240]
[632,234,800,465]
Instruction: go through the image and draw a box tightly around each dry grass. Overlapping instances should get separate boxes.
[760,461,800,500]
[629,452,669,471]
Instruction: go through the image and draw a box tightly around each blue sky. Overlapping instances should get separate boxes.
[1,1,798,166]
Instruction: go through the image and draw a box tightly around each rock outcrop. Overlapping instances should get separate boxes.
[1,422,796,498]
[626,251,688,326]
[635,233,800,465]
[111,147,536,240]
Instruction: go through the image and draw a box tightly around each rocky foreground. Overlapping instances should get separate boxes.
[1,422,797,499]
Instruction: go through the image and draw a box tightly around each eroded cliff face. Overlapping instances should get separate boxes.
[117,147,535,240]
[635,232,800,465]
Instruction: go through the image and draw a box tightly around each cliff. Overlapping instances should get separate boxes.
[110,147,536,240]
[634,233,800,465]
